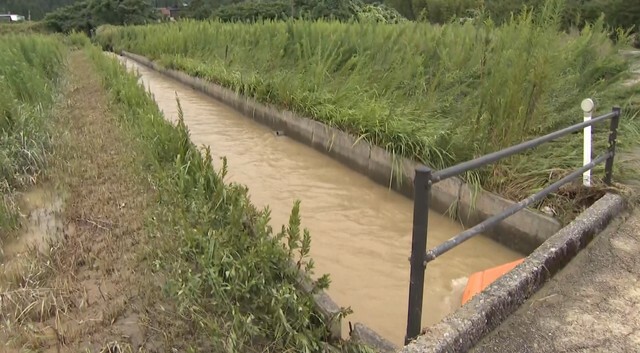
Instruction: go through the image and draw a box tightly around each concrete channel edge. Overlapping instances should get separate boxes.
[398,192,626,353]
[118,51,586,352]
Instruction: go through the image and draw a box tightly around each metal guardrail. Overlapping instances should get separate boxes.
[404,106,622,345]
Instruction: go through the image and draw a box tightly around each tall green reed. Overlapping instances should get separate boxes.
[0,35,65,238]
[96,1,640,204]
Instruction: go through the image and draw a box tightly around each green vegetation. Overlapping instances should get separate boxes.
[184,0,405,23]
[561,0,640,46]
[210,1,291,22]
[17,0,638,42]
[0,21,50,35]
[180,0,640,44]
[65,29,93,47]
[96,3,640,216]
[0,35,65,241]
[387,0,639,25]
[86,46,366,352]
[388,0,639,44]
[0,0,76,20]
[44,0,157,35]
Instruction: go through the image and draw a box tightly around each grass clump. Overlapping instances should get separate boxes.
[96,1,640,217]
[86,48,367,353]
[64,30,92,49]
[0,35,65,239]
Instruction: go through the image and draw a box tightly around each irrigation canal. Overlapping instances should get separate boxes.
[118,56,522,345]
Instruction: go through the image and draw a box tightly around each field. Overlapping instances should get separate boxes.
[96,12,640,217]
[0,34,364,352]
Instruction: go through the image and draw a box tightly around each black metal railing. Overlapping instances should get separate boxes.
[404,107,621,345]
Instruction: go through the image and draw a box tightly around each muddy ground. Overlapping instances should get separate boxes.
[0,51,170,352]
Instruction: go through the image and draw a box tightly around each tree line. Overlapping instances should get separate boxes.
[0,0,75,20]
[43,0,157,35]
[3,0,636,43]
[388,0,638,30]
[184,0,403,22]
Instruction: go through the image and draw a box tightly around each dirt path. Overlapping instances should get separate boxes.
[0,50,157,352]
[471,208,640,352]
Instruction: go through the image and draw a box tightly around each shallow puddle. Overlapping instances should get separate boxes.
[1,188,64,262]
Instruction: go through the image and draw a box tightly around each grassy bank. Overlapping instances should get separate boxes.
[0,35,64,240]
[96,10,640,215]
[86,47,364,352]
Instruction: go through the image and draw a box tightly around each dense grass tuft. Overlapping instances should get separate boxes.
[96,7,640,217]
[64,31,92,49]
[0,35,65,239]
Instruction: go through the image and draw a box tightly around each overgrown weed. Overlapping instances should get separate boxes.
[65,31,92,49]
[95,0,640,218]
[0,35,65,240]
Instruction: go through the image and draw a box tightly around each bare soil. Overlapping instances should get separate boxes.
[0,51,167,353]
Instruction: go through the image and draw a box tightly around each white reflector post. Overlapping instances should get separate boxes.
[581,98,595,187]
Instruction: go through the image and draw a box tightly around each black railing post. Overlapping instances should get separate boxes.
[405,166,432,345]
[604,106,621,185]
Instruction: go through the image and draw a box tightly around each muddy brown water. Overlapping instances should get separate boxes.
[117,56,523,345]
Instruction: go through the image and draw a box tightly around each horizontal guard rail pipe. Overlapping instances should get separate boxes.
[431,110,619,183]
[405,106,622,345]
[425,151,613,263]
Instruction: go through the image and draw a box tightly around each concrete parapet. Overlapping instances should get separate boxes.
[350,323,399,353]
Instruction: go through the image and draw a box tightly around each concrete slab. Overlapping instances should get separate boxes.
[351,323,399,353]
[310,120,334,152]
[250,103,270,126]
[368,145,394,188]
[281,112,317,147]
[293,264,343,343]
[458,184,562,254]
[430,177,463,219]
[324,128,371,175]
